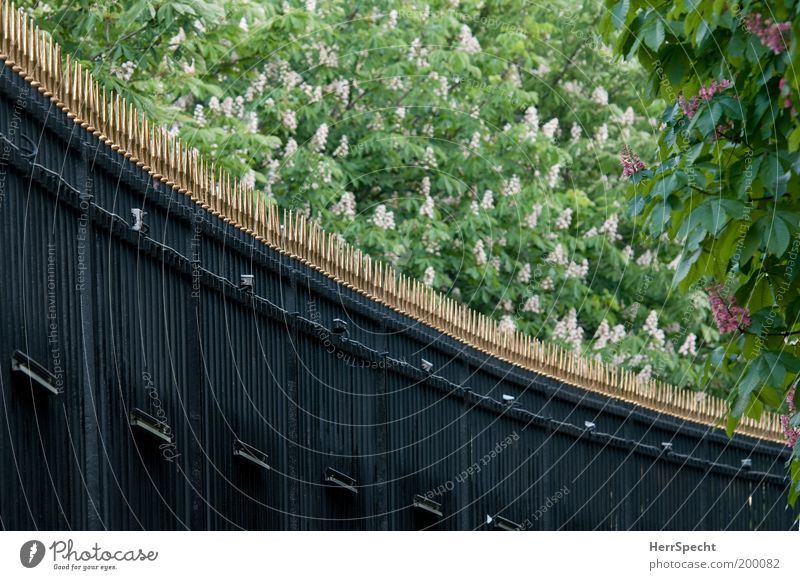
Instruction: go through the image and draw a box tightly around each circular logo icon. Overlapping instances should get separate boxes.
[20,540,45,568]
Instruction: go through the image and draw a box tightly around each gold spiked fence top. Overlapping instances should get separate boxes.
[0,1,784,442]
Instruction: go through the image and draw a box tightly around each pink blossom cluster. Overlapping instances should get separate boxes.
[619,145,646,179]
[678,79,731,119]
[780,386,799,448]
[707,285,751,334]
[744,13,791,54]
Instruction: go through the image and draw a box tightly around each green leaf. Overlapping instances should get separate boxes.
[672,248,701,288]
[765,216,790,258]
[733,359,766,417]
[611,0,631,28]
[642,16,665,51]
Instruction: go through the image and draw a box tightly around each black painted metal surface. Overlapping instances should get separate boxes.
[0,64,793,530]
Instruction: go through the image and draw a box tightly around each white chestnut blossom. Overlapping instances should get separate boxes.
[506,63,522,87]
[611,353,627,365]
[523,295,543,313]
[562,80,584,96]
[408,38,430,68]
[621,245,634,262]
[502,175,521,197]
[553,308,584,351]
[283,138,298,166]
[643,310,665,347]
[474,239,488,265]
[546,163,561,188]
[523,106,539,141]
[241,169,256,190]
[419,194,435,219]
[193,104,206,126]
[498,315,516,335]
[328,78,350,104]
[311,123,329,152]
[618,106,635,126]
[429,71,449,98]
[540,276,554,291]
[333,135,349,158]
[595,123,608,144]
[636,364,653,384]
[245,111,258,134]
[111,60,136,81]
[421,176,431,197]
[591,86,608,106]
[541,117,559,140]
[593,320,627,349]
[546,243,569,266]
[555,207,573,230]
[480,189,495,210]
[422,146,437,168]
[386,9,398,29]
[169,28,186,49]
[598,213,621,241]
[570,122,582,142]
[469,131,481,149]
[518,263,531,283]
[282,110,297,132]
[565,259,589,280]
[678,333,698,356]
[526,204,543,228]
[458,24,482,53]
[636,249,654,267]
[311,41,339,68]
[372,204,396,230]
[423,266,436,287]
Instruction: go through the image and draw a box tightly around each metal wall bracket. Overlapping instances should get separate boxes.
[412,494,443,517]
[129,408,174,444]
[324,467,358,494]
[487,514,522,531]
[11,350,60,395]
[233,439,270,470]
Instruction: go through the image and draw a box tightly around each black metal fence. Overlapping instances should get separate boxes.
[0,63,793,531]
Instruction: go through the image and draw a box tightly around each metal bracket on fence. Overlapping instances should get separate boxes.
[129,408,173,444]
[233,439,270,470]
[486,514,522,531]
[11,350,60,395]
[324,467,358,494]
[412,494,443,517]
[332,318,349,338]
[239,274,255,292]
[131,209,149,233]
[420,358,433,373]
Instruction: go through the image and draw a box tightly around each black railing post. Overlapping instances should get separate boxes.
[375,314,389,530]
[284,263,300,530]
[78,137,101,530]
[185,209,206,530]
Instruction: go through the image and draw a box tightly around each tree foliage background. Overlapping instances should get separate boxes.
[22,0,799,487]
[602,0,800,502]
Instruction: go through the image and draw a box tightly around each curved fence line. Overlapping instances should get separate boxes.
[0,0,781,441]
